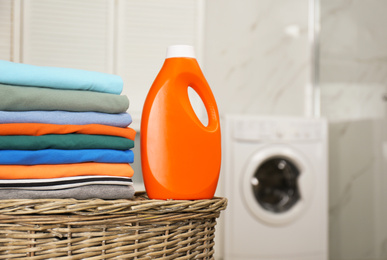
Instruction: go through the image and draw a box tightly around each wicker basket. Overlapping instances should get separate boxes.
[0,192,227,259]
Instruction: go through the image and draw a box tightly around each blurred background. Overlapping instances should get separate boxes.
[1,0,386,259]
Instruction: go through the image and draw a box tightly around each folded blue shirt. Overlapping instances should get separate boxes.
[0,60,123,94]
[0,111,132,127]
[0,149,134,165]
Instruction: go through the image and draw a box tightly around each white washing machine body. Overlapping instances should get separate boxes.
[222,115,328,260]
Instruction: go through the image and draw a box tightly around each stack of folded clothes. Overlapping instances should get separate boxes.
[0,60,136,199]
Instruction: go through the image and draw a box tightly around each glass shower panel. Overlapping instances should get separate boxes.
[318,0,387,259]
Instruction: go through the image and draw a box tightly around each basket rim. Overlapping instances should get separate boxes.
[0,191,227,216]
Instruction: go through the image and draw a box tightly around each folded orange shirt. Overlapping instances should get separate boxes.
[0,162,134,179]
[0,123,136,140]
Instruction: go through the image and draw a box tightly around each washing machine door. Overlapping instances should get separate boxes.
[241,144,314,226]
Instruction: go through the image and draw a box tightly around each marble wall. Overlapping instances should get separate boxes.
[319,0,387,259]
[204,0,311,117]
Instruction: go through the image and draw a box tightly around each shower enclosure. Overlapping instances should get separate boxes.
[317,0,387,259]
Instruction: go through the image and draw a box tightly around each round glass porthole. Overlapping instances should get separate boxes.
[241,145,314,226]
[251,157,300,213]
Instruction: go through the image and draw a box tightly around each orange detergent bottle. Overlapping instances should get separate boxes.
[141,45,221,200]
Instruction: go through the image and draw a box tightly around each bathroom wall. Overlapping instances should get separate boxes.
[0,1,12,61]
[319,0,387,259]
[204,0,311,117]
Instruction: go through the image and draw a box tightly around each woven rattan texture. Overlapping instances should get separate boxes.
[0,192,227,259]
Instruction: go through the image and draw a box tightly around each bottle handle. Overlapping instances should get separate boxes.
[188,77,219,131]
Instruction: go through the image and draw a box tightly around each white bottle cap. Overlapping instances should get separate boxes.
[166,45,195,58]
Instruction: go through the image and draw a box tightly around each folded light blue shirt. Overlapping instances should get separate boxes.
[0,111,132,127]
[0,60,123,94]
[0,149,134,165]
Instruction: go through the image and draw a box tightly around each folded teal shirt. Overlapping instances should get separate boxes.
[0,111,132,127]
[0,134,134,150]
[0,84,129,113]
[0,149,134,165]
[0,60,123,94]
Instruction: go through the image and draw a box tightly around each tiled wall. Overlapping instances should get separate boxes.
[319,0,387,259]
[204,0,311,117]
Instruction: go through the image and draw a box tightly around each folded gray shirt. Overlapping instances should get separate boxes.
[0,184,135,200]
[0,84,129,114]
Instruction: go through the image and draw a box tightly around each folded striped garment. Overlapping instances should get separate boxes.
[0,176,133,190]
[0,184,135,199]
[0,162,134,179]
[0,60,123,94]
[0,84,129,113]
[0,123,136,140]
[0,111,132,127]
[0,149,134,165]
[0,134,134,150]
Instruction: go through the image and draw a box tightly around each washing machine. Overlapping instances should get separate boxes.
[222,115,328,260]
